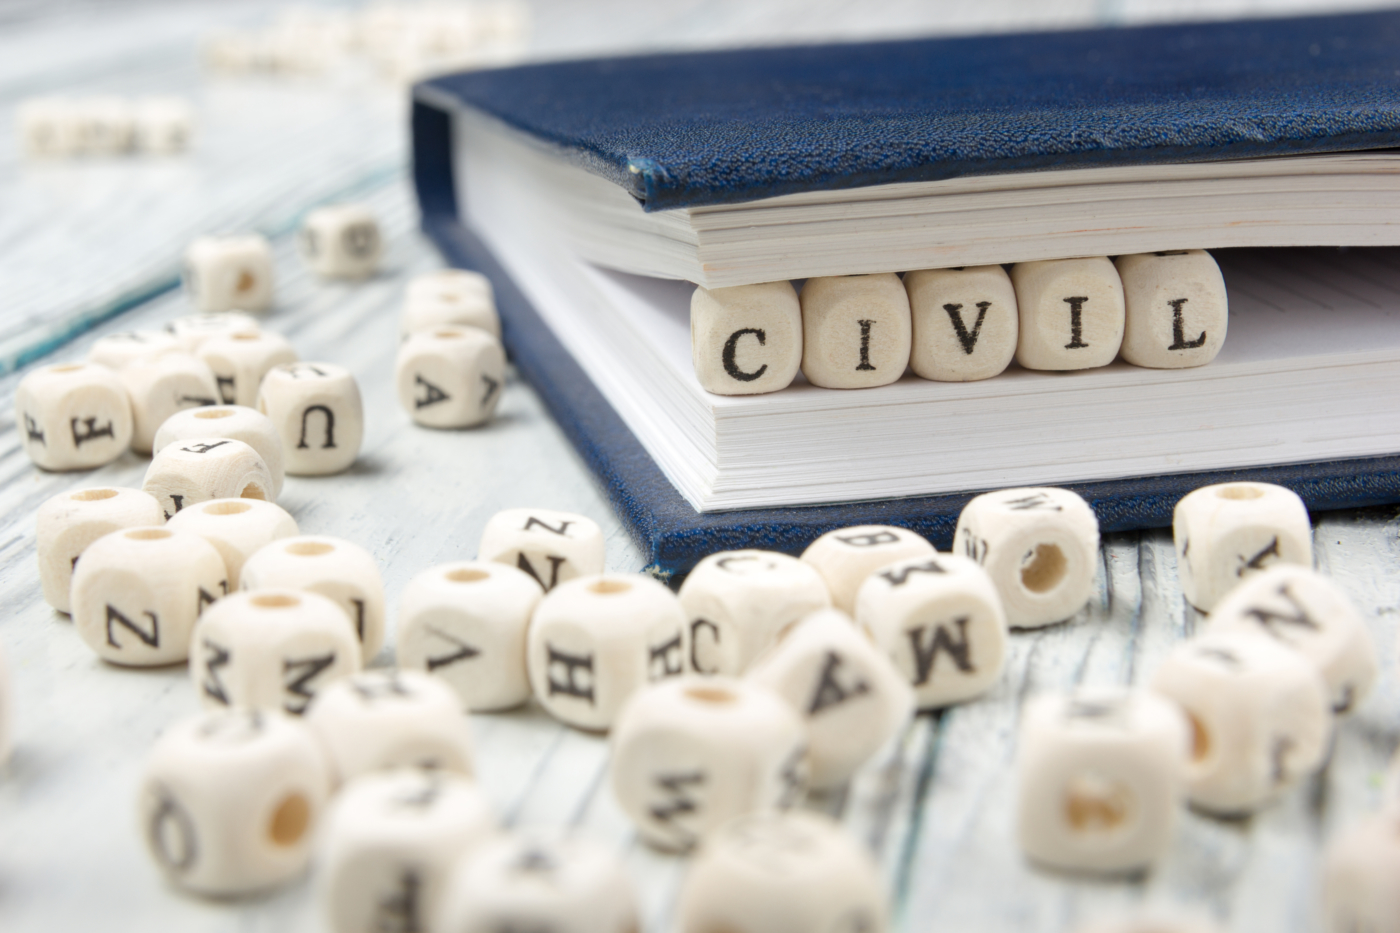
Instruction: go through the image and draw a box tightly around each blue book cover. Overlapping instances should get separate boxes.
[412,11,1400,580]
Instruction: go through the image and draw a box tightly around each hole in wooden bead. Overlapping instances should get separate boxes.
[1020,543,1067,594]
[588,579,630,595]
[1186,710,1212,763]
[434,330,463,339]
[194,408,234,419]
[231,332,259,341]
[286,541,334,557]
[51,364,85,373]
[439,292,459,302]
[239,484,266,501]
[235,270,256,293]
[126,528,172,541]
[251,593,300,609]
[71,488,118,502]
[685,685,737,705]
[258,398,268,414]
[203,500,252,516]
[1216,484,1264,501]
[446,568,489,583]
[268,792,311,846]
[1063,774,1133,833]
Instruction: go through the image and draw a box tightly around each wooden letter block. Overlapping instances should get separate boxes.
[184,235,275,314]
[256,362,363,476]
[70,527,228,666]
[800,273,911,389]
[166,497,298,587]
[18,98,78,157]
[854,552,1008,710]
[318,770,495,933]
[690,281,802,396]
[401,269,500,338]
[1173,481,1312,612]
[678,811,886,933]
[142,437,274,520]
[138,709,331,895]
[165,312,261,353]
[132,96,193,154]
[87,330,180,371]
[906,265,1018,382]
[609,677,807,851]
[1115,249,1227,369]
[678,549,831,676]
[477,507,605,593]
[1323,815,1400,933]
[299,204,383,280]
[396,560,543,712]
[746,609,913,789]
[438,835,638,933]
[190,589,360,714]
[526,574,687,731]
[801,524,935,616]
[394,326,505,428]
[36,486,163,614]
[1016,688,1187,874]
[15,362,133,470]
[197,329,298,407]
[119,351,220,454]
[1149,630,1331,814]
[73,96,134,155]
[305,670,474,784]
[1012,257,1124,371]
[240,535,386,659]
[154,404,285,497]
[954,486,1100,628]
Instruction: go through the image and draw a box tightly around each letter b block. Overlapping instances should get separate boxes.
[1115,250,1227,369]
[256,362,363,476]
[690,282,802,395]
[1012,257,1124,371]
[477,508,604,593]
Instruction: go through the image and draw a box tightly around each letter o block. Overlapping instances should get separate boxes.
[1011,257,1124,371]
[905,265,1018,382]
[800,273,911,389]
[15,362,133,471]
[801,525,936,615]
[36,486,164,613]
[1115,250,1228,369]
[690,281,802,396]
[256,362,363,476]
[394,326,505,428]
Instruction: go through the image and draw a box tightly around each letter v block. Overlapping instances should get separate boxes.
[854,553,1008,710]
[477,508,605,593]
[690,281,803,396]
[905,265,1019,382]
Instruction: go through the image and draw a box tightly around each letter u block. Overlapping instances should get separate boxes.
[800,273,911,389]
[690,281,802,395]
[905,265,1018,382]
[477,508,605,593]
[256,362,363,476]
[1012,257,1124,371]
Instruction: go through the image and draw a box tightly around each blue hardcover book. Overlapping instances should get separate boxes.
[412,11,1400,580]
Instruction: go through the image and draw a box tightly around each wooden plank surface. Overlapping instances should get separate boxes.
[0,3,1397,932]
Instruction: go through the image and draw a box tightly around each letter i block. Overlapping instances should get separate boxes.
[1011,257,1124,371]
[689,281,803,395]
[1172,482,1312,612]
[854,553,1008,710]
[477,508,605,593]
[905,265,1019,382]
[800,273,912,388]
[256,362,363,476]
[1115,250,1227,369]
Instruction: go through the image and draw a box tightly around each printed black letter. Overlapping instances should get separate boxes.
[942,302,990,355]
[297,404,336,449]
[1062,296,1090,349]
[722,328,768,382]
[1166,298,1207,350]
[545,645,595,703]
[908,618,974,685]
[807,651,871,715]
[107,604,159,649]
[856,319,876,370]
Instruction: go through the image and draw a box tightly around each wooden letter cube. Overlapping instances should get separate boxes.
[854,552,1009,710]
[154,404,285,497]
[318,770,495,933]
[954,486,1100,628]
[18,98,78,157]
[119,351,220,454]
[299,204,383,280]
[1115,250,1227,369]
[1149,630,1331,814]
[477,507,605,593]
[142,437,274,520]
[165,312,261,353]
[800,273,911,389]
[1173,481,1313,612]
[87,330,181,371]
[678,549,831,676]
[184,235,275,314]
[256,362,364,476]
[526,573,688,731]
[1016,688,1187,874]
[1011,257,1124,370]
[746,608,913,789]
[72,96,134,155]
[395,326,505,428]
[906,265,1019,382]
[191,589,360,714]
[397,561,543,712]
[197,329,298,407]
[609,677,807,851]
[1323,815,1400,933]
[401,269,500,338]
[15,362,133,470]
[678,811,886,933]
[240,535,386,659]
[690,281,803,395]
[71,527,227,666]
[132,96,193,154]
[305,670,474,783]
[139,709,331,895]
[800,524,935,615]
[166,497,298,588]
[36,486,163,613]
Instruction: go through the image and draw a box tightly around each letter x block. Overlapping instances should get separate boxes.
[689,281,803,396]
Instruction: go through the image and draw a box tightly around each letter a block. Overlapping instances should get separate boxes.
[800,273,911,389]
[256,362,363,476]
[477,508,605,593]
[1115,250,1227,369]
[905,265,1019,382]
[1012,257,1124,371]
[394,326,505,428]
[690,281,803,396]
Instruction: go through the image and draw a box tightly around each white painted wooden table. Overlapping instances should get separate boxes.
[0,2,1396,932]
